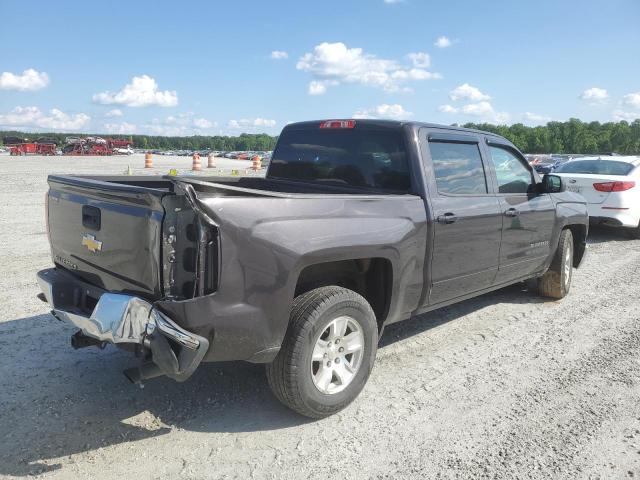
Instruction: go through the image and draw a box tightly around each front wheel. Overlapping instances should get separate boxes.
[538,228,574,299]
[266,286,378,419]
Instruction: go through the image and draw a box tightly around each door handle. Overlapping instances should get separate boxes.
[437,212,457,224]
[504,208,520,217]
[82,205,101,230]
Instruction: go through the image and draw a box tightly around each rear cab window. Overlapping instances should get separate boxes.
[267,125,411,192]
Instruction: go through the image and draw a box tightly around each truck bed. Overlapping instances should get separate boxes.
[52,174,417,197]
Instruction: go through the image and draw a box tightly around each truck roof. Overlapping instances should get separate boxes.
[284,119,506,140]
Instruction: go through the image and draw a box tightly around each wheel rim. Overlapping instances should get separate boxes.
[311,315,365,395]
[564,242,573,288]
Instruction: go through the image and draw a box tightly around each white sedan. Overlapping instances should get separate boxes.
[554,156,640,238]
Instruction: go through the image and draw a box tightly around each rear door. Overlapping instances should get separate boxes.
[483,140,555,283]
[421,131,503,305]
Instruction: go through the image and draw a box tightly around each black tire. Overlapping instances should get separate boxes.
[538,228,574,299]
[266,286,378,419]
[626,222,640,240]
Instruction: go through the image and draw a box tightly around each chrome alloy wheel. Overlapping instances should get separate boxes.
[311,315,365,395]
[564,241,573,288]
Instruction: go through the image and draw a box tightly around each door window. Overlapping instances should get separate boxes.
[428,141,488,194]
[489,146,534,194]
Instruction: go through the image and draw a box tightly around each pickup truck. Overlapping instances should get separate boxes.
[37,119,588,418]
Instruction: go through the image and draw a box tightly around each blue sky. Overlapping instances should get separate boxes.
[1,0,639,136]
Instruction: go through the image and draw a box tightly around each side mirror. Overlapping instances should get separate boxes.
[542,174,565,193]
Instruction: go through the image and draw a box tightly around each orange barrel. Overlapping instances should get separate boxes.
[192,152,201,171]
[251,155,262,171]
[207,153,216,168]
[144,152,153,168]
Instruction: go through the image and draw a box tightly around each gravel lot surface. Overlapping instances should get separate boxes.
[1,155,639,479]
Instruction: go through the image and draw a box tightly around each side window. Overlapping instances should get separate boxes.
[428,141,488,194]
[489,146,534,194]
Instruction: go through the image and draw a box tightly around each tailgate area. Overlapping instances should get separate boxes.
[46,175,171,298]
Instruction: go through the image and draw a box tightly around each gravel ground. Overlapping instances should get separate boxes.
[1,155,639,479]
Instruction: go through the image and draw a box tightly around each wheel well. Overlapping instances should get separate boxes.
[566,224,587,267]
[294,258,392,331]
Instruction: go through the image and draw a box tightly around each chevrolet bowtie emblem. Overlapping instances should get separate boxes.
[82,233,103,253]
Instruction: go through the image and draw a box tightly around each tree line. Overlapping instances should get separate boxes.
[0,131,277,151]
[2,118,639,154]
[462,118,640,154]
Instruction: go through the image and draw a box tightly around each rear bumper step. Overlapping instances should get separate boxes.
[37,268,209,382]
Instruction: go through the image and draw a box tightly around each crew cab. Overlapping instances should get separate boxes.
[37,120,588,418]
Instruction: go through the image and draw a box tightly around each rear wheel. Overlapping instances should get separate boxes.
[538,228,574,299]
[266,286,378,419]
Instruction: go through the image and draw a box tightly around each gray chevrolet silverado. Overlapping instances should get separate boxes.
[37,119,588,418]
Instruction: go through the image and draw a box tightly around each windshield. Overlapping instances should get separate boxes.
[555,159,635,176]
[267,128,411,192]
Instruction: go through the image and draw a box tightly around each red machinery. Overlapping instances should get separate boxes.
[61,137,133,155]
[5,136,57,156]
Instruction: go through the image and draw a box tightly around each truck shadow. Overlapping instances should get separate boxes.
[0,284,544,476]
[587,225,635,244]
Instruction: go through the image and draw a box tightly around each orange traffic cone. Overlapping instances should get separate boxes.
[251,155,262,171]
[192,153,201,171]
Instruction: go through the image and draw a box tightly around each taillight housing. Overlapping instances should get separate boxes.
[319,120,356,129]
[593,181,636,192]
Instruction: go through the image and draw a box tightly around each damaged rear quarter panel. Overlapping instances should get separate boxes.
[158,194,428,363]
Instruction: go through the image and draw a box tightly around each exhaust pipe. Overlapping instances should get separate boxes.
[123,362,164,384]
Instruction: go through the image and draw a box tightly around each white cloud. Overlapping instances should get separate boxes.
[434,36,452,48]
[103,122,136,134]
[193,117,213,129]
[439,100,509,124]
[449,83,490,102]
[308,80,332,95]
[227,118,277,129]
[440,84,509,123]
[93,75,178,107]
[612,109,640,122]
[491,111,511,124]
[139,113,217,135]
[270,50,289,60]
[353,103,413,120]
[383,0,403,3]
[622,91,640,109]
[105,109,123,117]
[0,69,49,91]
[407,52,430,68]
[579,87,608,104]
[461,101,494,116]
[0,106,90,131]
[143,124,193,136]
[296,42,440,94]
[438,104,458,114]
[523,112,551,125]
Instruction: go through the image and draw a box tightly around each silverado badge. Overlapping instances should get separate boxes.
[82,233,103,253]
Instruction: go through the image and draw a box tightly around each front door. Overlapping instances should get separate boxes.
[424,134,503,305]
[484,142,555,284]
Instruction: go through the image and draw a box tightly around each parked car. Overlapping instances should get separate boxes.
[555,156,640,238]
[36,119,588,418]
[533,162,556,174]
